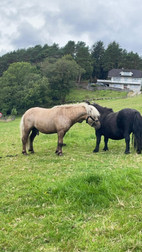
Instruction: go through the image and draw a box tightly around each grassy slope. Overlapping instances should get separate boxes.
[0,92,142,252]
[65,88,127,103]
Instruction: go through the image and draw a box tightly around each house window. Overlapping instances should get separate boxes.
[120,71,133,76]
[124,84,128,89]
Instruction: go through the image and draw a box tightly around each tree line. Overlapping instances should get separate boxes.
[0,40,142,115]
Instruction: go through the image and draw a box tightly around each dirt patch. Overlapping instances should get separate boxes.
[0,116,16,122]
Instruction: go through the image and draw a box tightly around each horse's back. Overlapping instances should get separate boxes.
[22,106,73,134]
[117,108,138,130]
[24,107,49,115]
[100,108,140,139]
[23,107,55,133]
[100,112,124,139]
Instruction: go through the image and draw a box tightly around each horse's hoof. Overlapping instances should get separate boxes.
[29,150,34,154]
[93,149,99,153]
[103,148,109,151]
[125,151,130,154]
[58,152,63,156]
[55,151,62,155]
[137,150,141,154]
[22,152,27,155]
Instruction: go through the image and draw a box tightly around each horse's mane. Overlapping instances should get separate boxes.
[54,102,89,108]
[92,103,113,115]
[53,102,100,117]
[53,102,96,111]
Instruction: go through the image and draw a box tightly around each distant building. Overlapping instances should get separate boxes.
[97,69,142,92]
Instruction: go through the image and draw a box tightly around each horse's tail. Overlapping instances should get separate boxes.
[133,111,142,153]
[20,115,24,139]
[20,114,29,145]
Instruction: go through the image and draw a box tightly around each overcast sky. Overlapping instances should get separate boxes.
[1,0,142,56]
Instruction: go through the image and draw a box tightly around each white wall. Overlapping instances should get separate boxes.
[109,83,141,92]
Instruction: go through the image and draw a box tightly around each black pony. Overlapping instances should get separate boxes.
[88,103,142,154]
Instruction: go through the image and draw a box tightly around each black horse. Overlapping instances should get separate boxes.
[88,103,142,154]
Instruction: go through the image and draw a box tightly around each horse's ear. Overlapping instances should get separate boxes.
[85,100,90,105]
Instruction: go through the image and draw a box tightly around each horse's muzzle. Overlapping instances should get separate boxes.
[86,116,101,129]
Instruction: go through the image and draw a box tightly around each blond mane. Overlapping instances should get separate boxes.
[82,103,100,117]
[54,102,100,117]
[53,102,86,108]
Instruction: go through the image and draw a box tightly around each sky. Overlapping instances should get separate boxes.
[1,0,142,57]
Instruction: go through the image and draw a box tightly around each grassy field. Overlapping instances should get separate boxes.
[65,88,127,103]
[0,93,142,251]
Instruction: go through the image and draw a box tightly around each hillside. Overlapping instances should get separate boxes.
[65,87,128,103]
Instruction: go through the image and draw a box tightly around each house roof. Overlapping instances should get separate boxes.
[108,69,142,78]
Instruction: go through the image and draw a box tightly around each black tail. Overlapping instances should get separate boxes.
[133,112,142,153]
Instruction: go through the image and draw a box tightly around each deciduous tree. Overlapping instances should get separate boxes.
[0,62,50,114]
[41,55,82,103]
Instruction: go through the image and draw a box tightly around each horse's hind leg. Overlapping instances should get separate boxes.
[133,134,141,154]
[124,133,130,154]
[22,130,30,155]
[29,128,39,153]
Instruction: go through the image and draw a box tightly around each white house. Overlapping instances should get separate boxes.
[97,69,142,92]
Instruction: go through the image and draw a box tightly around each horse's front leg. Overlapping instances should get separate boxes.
[124,133,130,154]
[93,131,101,152]
[56,130,65,156]
[103,136,109,151]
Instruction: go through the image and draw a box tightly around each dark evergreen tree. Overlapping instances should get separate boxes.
[91,41,105,80]
[102,41,123,77]
[63,41,76,58]
[75,41,92,82]
[121,51,142,69]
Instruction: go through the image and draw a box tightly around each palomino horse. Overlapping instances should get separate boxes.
[20,103,100,155]
[87,103,142,154]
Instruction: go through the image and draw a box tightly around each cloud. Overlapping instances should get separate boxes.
[0,0,142,56]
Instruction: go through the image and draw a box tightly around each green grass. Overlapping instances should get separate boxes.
[0,94,142,251]
[65,88,127,103]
